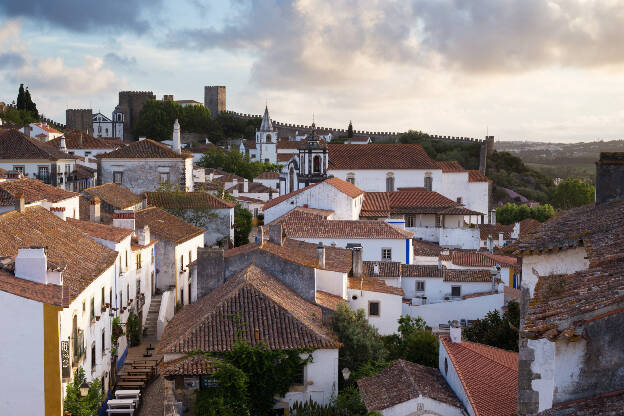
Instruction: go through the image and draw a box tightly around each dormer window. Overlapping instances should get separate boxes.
[425,172,433,191]
[346,173,355,185]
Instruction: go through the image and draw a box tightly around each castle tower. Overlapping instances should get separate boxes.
[117,91,156,141]
[256,106,278,164]
[204,86,226,117]
[66,109,93,133]
[297,122,329,188]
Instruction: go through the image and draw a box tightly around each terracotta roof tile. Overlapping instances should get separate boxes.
[264,178,363,210]
[277,153,294,162]
[254,171,280,180]
[402,264,444,278]
[442,251,516,267]
[440,336,518,416]
[97,139,192,159]
[315,291,346,311]
[226,182,278,194]
[539,389,624,415]
[33,122,62,134]
[0,129,76,160]
[436,160,466,172]
[161,355,219,377]
[48,130,123,150]
[518,218,541,237]
[159,264,341,353]
[347,277,405,296]
[444,269,492,283]
[66,218,133,243]
[413,240,442,257]
[0,207,118,301]
[328,144,439,170]
[468,170,490,183]
[0,178,78,206]
[235,195,264,204]
[135,207,204,244]
[358,359,462,411]
[276,140,301,149]
[147,191,235,210]
[276,213,413,239]
[84,183,143,209]
[291,206,334,218]
[361,190,458,217]
[364,261,401,278]
[479,224,514,241]
[0,269,69,307]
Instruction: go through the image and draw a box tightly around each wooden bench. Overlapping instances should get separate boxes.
[116,381,145,389]
[106,409,134,415]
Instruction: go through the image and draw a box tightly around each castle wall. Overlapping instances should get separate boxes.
[204,86,226,117]
[117,91,156,141]
[66,109,93,133]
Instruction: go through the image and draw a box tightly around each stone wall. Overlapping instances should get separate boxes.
[204,86,226,117]
[99,159,187,195]
[66,108,92,133]
[596,152,624,204]
[117,91,156,141]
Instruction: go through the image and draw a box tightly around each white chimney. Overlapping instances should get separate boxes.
[498,232,504,246]
[373,263,380,276]
[232,188,239,197]
[317,242,325,268]
[60,137,67,153]
[172,119,181,154]
[243,179,248,193]
[139,137,146,141]
[15,247,57,284]
[450,320,462,343]
[137,225,150,245]
[113,210,136,231]
[89,196,101,223]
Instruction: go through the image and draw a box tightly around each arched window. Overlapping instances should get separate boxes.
[346,173,355,185]
[313,155,321,173]
[289,166,295,192]
[266,133,272,143]
[424,172,433,191]
[72,315,78,361]
[386,172,395,192]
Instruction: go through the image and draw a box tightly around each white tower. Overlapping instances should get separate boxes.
[256,106,278,164]
[172,119,181,154]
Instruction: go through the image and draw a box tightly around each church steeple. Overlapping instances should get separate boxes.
[259,105,273,132]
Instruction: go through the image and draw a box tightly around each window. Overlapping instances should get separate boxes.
[65,164,71,175]
[180,255,185,271]
[125,250,128,269]
[105,128,109,135]
[91,343,96,372]
[292,366,305,386]
[264,158,269,163]
[368,301,380,317]
[102,331,106,357]
[406,215,417,228]
[435,214,441,228]
[451,286,461,297]
[136,253,142,270]
[84,151,91,157]
[13,165,24,173]
[159,172,170,183]
[151,248,154,264]
[119,291,122,308]
[457,197,463,204]
[415,281,425,292]
[181,288,184,305]
[424,172,433,191]
[266,133,272,142]
[382,248,392,260]
[127,284,130,305]
[346,173,355,184]
[385,173,395,192]
[109,288,112,308]
[38,166,49,180]
[90,297,95,322]
[98,125,102,133]
[189,250,192,266]
[113,171,123,185]
[101,287,105,309]
[444,357,448,375]
[82,300,86,314]
[313,155,321,173]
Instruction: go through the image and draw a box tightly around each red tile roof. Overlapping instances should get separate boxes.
[84,183,143,209]
[0,178,78,206]
[0,207,118,301]
[0,129,76,160]
[147,191,235,210]
[277,140,301,149]
[413,240,443,257]
[254,171,280,180]
[235,195,264,204]
[328,144,439,170]
[441,251,516,267]
[444,269,493,283]
[159,264,341,354]
[277,214,413,239]
[33,122,62,134]
[440,336,518,416]
[0,269,69,307]
[402,264,444,278]
[277,153,294,162]
[518,218,541,237]
[361,190,459,217]
[539,389,624,415]
[263,178,363,210]
[347,276,405,296]
[291,206,334,218]
[358,359,463,411]
[479,224,514,241]
[468,170,490,183]
[97,139,192,159]
[48,130,123,149]
[436,160,466,172]
[160,355,219,377]
[315,291,346,311]
[135,207,204,244]
[66,218,133,243]
[226,182,278,194]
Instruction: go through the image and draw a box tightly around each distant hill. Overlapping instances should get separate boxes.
[496,140,624,183]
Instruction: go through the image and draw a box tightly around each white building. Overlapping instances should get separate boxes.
[48,130,124,169]
[0,177,80,217]
[227,178,277,202]
[21,122,63,142]
[92,112,124,141]
[253,171,280,190]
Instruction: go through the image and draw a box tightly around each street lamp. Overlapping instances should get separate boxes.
[79,379,90,397]
[341,367,351,381]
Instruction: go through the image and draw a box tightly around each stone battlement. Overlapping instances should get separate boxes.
[119,91,156,95]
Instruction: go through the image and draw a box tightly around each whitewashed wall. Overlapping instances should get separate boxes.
[174,234,204,305]
[294,237,412,264]
[439,227,480,250]
[348,289,402,335]
[439,338,476,416]
[402,277,493,304]
[465,182,489,222]
[282,349,338,407]
[329,169,444,193]
[254,178,280,190]
[157,289,176,340]
[380,395,465,416]
[521,248,588,297]
[316,270,347,298]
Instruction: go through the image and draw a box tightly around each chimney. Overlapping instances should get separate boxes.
[449,320,462,343]
[232,188,239,197]
[196,247,225,299]
[172,119,181,154]
[89,196,101,223]
[269,224,283,246]
[348,244,363,278]
[317,242,325,268]
[489,209,497,225]
[257,226,265,243]
[143,192,148,209]
[596,152,624,204]
[15,247,62,285]
[50,206,66,220]
[498,232,504,246]
[15,192,25,213]
[373,263,380,276]
[60,137,67,153]
[113,210,135,230]
[243,179,248,193]
[79,133,83,146]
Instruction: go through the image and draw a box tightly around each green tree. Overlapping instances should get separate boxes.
[496,203,555,225]
[198,147,280,180]
[552,178,595,210]
[63,367,106,416]
[347,121,353,138]
[16,83,25,110]
[180,104,212,133]
[24,87,38,119]
[0,107,36,125]
[126,311,141,347]
[234,205,252,247]
[463,301,520,351]
[382,316,438,367]
[195,361,249,416]
[329,303,387,383]
[132,99,183,140]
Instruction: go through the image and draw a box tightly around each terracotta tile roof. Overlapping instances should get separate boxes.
[277,213,414,239]
[440,336,518,416]
[439,206,485,216]
[403,264,445,278]
[444,269,492,283]
[75,165,96,180]
[361,190,458,217]
[254,171,280,180]
[436,160,466,172]
[33,122,62,134]
[364,261,401,278]
[0,178,78,206]
[217,172,245,183]
[159,264,341,354]
[277,153,294,162]
[315,291,346,311]
[242,139,256,150]
[347,276,405,296]
[0,207,118,301]
[0,129,76,160]
[147,191,235,210]
[292,206,334,218]
[97,139,192,159]
[84,183,143,209]
[468,170,490,183]
[479,224,514,240]
[281,239,353,273]
[226,182,278,194]
[135,207,204,244]
[194,182,223,192]
[328,144,439,170]
[358,359,462,411]
[66,218,133,243]
[235,195,264,204]
[0,269,69,307]
[441,251,516,267]
[48,130,123,149]
[277,140,301,149]
[263,178,363,210]
[413,239,442,257]
[161,354,219,377]
[539,389,624,415]
[518,218,541,237]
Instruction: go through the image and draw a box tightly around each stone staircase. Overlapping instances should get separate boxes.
[144,294,162,341]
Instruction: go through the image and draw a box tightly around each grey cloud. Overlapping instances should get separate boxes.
[104,53,137,68]
[0,0,162,33]
[0,52,25,69]
[163,0,624,87]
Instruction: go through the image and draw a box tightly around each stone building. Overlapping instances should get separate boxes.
[65,109,93,133]
[115,91,156,141]
[203,85,226,116]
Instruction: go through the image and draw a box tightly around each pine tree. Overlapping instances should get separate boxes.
[24,87,38,119]
[16,84,25,110]
[347,120,353,138]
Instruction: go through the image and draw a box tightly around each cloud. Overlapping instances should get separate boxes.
[0,0,162,33]
[104,52,137,69]
[0,52,25,69]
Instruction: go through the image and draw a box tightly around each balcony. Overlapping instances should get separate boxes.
[72,329,85,365]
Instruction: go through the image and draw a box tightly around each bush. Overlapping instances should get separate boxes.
[382,316,438,367]
[127,311,141,347]
[496,203,555,225]
[464,301,520,351]
[552,178,595,210]
[195,362,249,416]
[63,367,106,416]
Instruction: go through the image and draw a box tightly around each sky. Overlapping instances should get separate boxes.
[1,0,624,142]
